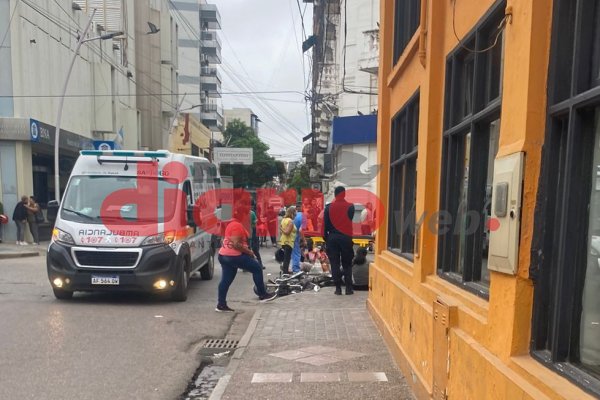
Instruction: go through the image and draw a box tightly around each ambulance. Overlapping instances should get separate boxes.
[47,150,220,301]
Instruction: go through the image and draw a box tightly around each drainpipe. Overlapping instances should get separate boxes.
[418,0,428,67]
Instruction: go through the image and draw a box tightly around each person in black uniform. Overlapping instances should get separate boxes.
[323,186,355,295]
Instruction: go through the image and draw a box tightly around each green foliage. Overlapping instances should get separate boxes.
[219,119,285,188]
[287,163,310,194]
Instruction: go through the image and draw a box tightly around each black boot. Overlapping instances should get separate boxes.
[334,286,342,295]
[345,287,354,295]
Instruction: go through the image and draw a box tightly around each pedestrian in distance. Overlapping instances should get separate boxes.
[249,201,264,270]
[216,192,276,312]
[323,186,355,295]
[267,206,279,247]
[25,196,41,245]
[291,202,307,273]
[279,206,298,275]
[12,196,29,245]
[0,200,4,243]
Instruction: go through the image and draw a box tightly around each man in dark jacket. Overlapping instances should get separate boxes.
[323,186,355,295]
[12,196,29,245]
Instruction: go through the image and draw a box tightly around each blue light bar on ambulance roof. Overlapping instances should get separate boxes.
[80,150,169,158]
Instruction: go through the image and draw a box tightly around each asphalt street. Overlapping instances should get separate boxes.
[0,252,263,400]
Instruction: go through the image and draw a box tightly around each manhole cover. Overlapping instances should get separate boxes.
[202,339,239,350]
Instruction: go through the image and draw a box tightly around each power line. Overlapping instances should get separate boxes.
[0,0,20,50]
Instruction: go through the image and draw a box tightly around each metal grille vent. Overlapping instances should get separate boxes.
[202,339,239,349]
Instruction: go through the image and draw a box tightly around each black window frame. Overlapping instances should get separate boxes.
[437,1,506,300]
[388,91,419,260]
[392,0,421,64]
[530,0,600,396]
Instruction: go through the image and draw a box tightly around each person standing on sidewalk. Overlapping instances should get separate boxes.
[279,206,297,275]
[0,200,4,243]
[291,202,306,273]
[249,202,264,269]
[324,186,355,295]
[216,193,276,312]
[12,196,28,245]
[25,196,41,245]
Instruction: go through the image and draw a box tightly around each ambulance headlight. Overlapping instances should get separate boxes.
[141,231,175,246]
[52,228,75,245]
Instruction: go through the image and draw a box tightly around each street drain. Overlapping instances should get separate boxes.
[202,339,239,350]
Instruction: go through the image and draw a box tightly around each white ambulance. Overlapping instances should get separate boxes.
[47,150,219,301]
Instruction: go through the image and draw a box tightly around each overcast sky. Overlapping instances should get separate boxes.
[211,0,312,162]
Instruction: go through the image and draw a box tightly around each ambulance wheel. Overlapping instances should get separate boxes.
[171,258,189,302]
[53,288,73,300]
[200,248,215,280]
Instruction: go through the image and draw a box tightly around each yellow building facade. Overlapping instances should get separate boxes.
[168,114,211,158]
[370,0,600,398]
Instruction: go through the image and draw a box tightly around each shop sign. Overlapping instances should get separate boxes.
[93,141,118,150]
[28,119,94,152]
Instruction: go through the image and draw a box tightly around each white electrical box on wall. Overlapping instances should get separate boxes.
[488,152,524,275]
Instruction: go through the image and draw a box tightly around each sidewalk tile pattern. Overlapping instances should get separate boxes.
[251,373,293,383]
[348,372,389,382]
[300,373,341,383]
[255,308,379,341]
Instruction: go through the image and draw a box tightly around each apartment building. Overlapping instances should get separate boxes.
[304,0,379,201]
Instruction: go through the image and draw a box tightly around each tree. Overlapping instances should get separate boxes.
[219,119,282,189]
[287,163,310,195]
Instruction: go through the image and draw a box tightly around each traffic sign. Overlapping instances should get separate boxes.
[213,147,253,165]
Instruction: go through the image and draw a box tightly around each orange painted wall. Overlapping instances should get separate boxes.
[369,0,597,399]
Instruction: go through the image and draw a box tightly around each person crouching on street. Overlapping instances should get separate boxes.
[216,192,276,312]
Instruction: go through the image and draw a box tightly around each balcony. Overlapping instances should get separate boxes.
[201,104,224,132]
[201,66,222,80]
[201,31,222,48]
[200,75,221,96]
[200,31,222,64]
[200,3,221,30]
[358,29,379,75]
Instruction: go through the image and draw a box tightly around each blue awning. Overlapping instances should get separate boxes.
[331,114,377,145]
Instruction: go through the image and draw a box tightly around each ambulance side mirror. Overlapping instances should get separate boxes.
[187,205,199,228]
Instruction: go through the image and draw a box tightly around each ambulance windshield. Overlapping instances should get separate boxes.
[60,175,180,224]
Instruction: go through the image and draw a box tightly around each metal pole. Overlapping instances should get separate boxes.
[54,9,96,203]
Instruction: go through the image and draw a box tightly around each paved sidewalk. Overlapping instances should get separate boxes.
[0,241,48,259]
[211,265,414,400]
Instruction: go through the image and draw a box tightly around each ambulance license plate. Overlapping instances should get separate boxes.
[91,275,120,285]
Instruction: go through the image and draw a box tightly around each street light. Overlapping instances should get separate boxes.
[53,8,124,202]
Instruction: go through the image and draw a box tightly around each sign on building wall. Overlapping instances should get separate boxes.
[213,147,253,165]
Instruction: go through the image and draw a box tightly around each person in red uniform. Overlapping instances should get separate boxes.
[216,192,276,312]
[323,186,355,295]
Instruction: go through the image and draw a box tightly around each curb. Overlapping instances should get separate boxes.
[0,251,40,259]
[209,308,263,400]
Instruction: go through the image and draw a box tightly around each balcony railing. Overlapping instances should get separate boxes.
[200,4,221,30]
[201,67,222,83]
[358,29,379,75]
[201,31,222,47]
